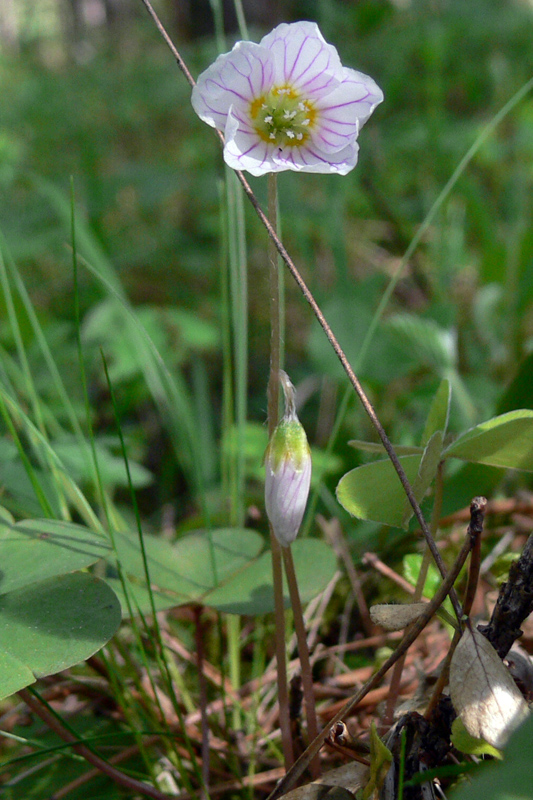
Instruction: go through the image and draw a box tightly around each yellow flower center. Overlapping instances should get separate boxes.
[249,85,316,148]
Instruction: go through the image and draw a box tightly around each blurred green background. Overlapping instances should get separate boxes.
[1,0,533,534]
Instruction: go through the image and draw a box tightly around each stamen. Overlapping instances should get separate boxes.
[251,84,316,147]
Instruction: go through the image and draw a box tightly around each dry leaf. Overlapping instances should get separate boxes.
[278,787,354,799]
[369,603,427,631]
[279,762,368,799]
[450,627,529,748]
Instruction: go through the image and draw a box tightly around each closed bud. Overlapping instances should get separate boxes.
[265,371,312,547]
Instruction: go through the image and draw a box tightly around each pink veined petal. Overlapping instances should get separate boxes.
[273,140,360,175]
[311,122,360,154]
[223,108,275,176]
[260,21,344,100]
[191,41,275,131]
[265,454,311,547]
[316,67,384,126]
[310,67,384,153]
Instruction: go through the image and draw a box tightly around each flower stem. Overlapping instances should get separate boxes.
[267,173,293,770]
[282,546,321,778]
[267,174,282,427]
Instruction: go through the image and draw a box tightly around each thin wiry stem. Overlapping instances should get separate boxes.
[232,191,462,619]
[139,0,196,87]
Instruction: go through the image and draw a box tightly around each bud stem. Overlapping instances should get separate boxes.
[267,176,320,777]
[267,173,293,771]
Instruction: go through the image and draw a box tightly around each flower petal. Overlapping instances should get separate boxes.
[265,455,312,547]
[311,67,384,153]
[265,449,312,548]
[260,21,343,100]
[191,41,275,131]
[223,108,276,175]
[273,140,360,175]
[316,67,384,133]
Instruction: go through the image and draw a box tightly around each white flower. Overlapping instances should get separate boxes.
[265,372,312,547]
[191,21,383,176]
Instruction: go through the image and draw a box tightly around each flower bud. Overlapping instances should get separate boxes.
[265,371,312,547]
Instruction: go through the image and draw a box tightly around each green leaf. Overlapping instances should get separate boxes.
[421,378,452,446]
[205,539,338,615]
[401,431,443,527]
[443,410,533,470]
[440,461,504,518]
[106,578,183,617]
[450,714,533,800]
[109,530,337,617]
[108,527,265,614]
[336,455,423,528]
[0,573,121,700]
[451,717,503,759]
[0,649,34,701]
[404,553,439,597]
[0,518,111,595]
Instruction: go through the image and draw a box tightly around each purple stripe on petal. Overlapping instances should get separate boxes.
[285,35,311,82]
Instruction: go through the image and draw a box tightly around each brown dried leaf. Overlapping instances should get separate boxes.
[369,603,427,631]
[450,627,529,748]
[279,762,368,799]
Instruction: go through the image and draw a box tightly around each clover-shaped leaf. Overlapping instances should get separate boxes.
[106,527,337,617]
[0,513,120,701]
